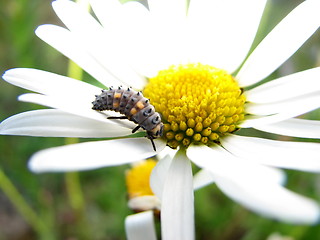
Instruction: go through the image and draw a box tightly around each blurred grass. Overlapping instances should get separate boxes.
[0,0,320,239]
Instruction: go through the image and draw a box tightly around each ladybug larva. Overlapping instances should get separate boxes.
[92,86,164,151]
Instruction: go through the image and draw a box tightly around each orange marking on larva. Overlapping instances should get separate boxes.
[114,92,122,98]
[113,102,119,108]
[136,101,145,110]
[130,107,138,115]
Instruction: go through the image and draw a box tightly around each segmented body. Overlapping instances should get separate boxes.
[92,87,164,151]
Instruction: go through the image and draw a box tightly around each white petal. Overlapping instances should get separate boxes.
[17,93,138,132]
[129,0,192,76]
[245,67,320,103]
[241,93,320,127]
[2,68,100,99]
[155,146,177,162]
[188,143,320,224]
[237,0,320,87]
[214,174,320,224]
[17,92,104,121]
[52,0,103,36]
[0,109,131,138]
[245,91,320,115]
[90,0,156,81]
[254,118,320,139]
[187,144,285,185]
[51,0,146,89]
[125,211,157,240]
[29,138,166,173]
[128,196,161,212]
[114,3,160,80]
[89,0,154,79]
[221,134,320,172]
[37,23,145,89]
[193,169,214,191]
[90,0,150,36]
[3,68,141,132]
[150,154,173,200]
[89,0,122,29]
[99,1,155,82]
[161,150,195,240]
[35,25,121,88]
[187,0,267,73]
[148,0,187,22]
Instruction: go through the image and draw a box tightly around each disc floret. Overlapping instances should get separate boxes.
[126,159,156,199]
[144,63,246,149]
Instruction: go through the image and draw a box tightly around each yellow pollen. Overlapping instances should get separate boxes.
[125,159,156,199]
[143,63,246,149]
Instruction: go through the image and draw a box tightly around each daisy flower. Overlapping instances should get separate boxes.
[125,159,159,240]
[125,159,161,213]
[1,0,320,239]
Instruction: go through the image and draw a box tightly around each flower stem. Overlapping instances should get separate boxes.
[64,138,91,239]
[65,51,91,238]
[0,167,53,239]
[65,171,85,214]
[64,166,92,238]
[65,55,85,215]
[65,2,91,238]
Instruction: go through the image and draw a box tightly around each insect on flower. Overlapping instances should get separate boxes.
[92,86,164,151]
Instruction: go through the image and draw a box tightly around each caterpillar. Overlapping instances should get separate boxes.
[92,86,164,151]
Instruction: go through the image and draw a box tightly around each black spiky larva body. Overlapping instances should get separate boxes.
[92,86,164,151]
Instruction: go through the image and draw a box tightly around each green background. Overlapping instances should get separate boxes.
[0,0,320,239]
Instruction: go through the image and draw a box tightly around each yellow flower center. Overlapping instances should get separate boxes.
[143,63,246,149]
[125,159,157,199]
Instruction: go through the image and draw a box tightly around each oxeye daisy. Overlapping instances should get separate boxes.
[125,159,159,240]
[1,0,320,239]
[125,159,161,213]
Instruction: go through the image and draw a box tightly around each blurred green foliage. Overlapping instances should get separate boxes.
[0,0,320,239]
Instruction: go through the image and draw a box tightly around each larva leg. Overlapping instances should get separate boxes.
[149,138,156,151]
[107,116,127,120]
[147,132,156,151]
[132,125,141,133]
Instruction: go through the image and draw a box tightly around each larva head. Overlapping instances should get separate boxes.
[148,122,164,139]
[146,117,163,152]
[145,113,163,138]
[146,122,163,152]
